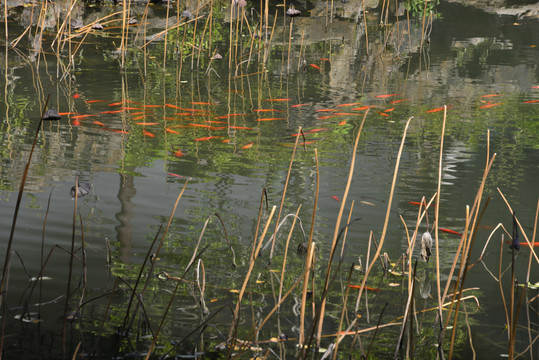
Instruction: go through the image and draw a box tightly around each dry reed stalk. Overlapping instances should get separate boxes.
[140,16,203,49]
[361,0,369,55]
[268,128,302,259]
[120,0,128,68]
[526,198,539,284]
[118,225,162,337]
[332,265,355,359]
[340,200,355,259]
[0,96,51,356]
[299,242,316,347]
[196,9,212,68]
[394,261,418,358]
[287,18,293,75]
[497,190,539,264]
[306,145,319,258]
[432,106,448,339]
[190,0,200,70]
[144,244,210,360]
[51,0,79,49]
[185,213,236,270]
[262,10,278,66]
[441,171,494,355]
[297,29,305,72]
[440,151,495,352]
[278,205,302,305]
[63,178,79,358]
[78,214,87,305]
[226,211,277,358]
[314,109,371,348]
[227,206,276,339]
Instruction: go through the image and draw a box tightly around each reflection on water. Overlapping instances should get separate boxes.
[0,0,538,357]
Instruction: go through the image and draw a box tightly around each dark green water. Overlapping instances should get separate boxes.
[1,0,538,358]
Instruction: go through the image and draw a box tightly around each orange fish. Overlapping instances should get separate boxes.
[338,120,347,126]
[439,228,462,236]
[188,123,214,129]
[216,114,247,118]
[175,113,195,116]
[58,112,76,116]
[166,128,180,134]
[481,94,501,97]
[378,111,389,117]
[348,285,380,291]
[408,201,430,207]
[309,128,329,133]
[165,104,182,109]
[222,139,231,143]
[337,102,361,107]
[256,118,286,121]
[253,109,281,112]
[300,141,318,145]
[100,110,124,114]
[318,115,334,119]
[315,109,336,112]
[85,100,107,103]
[135,122,159,125]
[320,58,331,62]
[384,108,395,112]
[426,106,445,113]
[132,115,146,120]
[331,195,340,202]
[332,112,357,116]
[190,102,216,105]
[479,103,502,109]
[242,142,253,149]
[72,119,81,126]
[108,102,123,106]
[143,130,155,138]
[264,99,291,102]
[110,129,129,134]
[290,103,309,107]
[93,120,105,126]
[389,99,408,104]
[309,64,321,70]
[375,94,399,98]
[143,104,162,108]
[174,149,185,157]
[195,136,221,141]
[72,114,97,119]
[168,173,185,178]
[523,100,539,103]
[352,106,371,111]
[532,86,539,89]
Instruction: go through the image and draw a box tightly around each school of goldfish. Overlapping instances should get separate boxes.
[59,86,539,155]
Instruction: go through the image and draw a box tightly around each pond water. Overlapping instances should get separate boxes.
[1,0,538,358]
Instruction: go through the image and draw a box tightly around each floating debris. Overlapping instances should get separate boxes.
[286,4,301,17]
[70,182,91,198]
[43,108,61,121]
[212,52,223,60]
[420,231,432,262]
[92,23,104,30]
[182,10,193,18]
[128,18,138,25]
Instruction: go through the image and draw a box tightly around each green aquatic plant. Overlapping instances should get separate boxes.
[403,0,439,17]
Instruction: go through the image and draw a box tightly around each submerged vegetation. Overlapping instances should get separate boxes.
[1,0,539,358]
